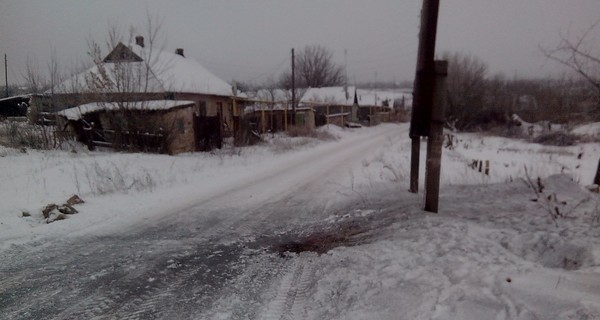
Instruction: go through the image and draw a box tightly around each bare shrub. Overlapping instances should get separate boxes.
[285,126,335,141]
[533,132,578,146]
[488,123,528,139]
[79,161,156,195]
[0,121,55,149]
[577,135,600,143]
[269,137,313,154]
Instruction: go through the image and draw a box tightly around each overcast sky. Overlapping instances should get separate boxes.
[1,0,599,86]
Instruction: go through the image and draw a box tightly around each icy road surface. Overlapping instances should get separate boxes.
[0,124,403,319]
[2,122,600,319]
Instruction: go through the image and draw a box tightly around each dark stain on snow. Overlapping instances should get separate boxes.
[258,217,377,255]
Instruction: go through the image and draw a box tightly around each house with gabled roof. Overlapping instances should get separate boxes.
[49,36,244,153]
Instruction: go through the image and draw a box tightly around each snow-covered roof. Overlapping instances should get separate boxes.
[255,87,355,106]
[301,86,355,105]
[0,95,31,103]
[252,86,412,108]
[57,100,195,120]
[53,42,234,97]
[354,88,412,108]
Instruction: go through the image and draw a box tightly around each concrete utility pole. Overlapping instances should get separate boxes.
[291,48,296,126]
[409,0,441,194]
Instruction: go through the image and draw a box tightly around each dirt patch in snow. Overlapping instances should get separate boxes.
[254,207,407,256]
[270,220,372,255]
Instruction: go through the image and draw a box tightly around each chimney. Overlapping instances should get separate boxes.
[175,48,184,57]
[135,36,144,48]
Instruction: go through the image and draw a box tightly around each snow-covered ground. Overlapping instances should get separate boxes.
[1,122,599,319]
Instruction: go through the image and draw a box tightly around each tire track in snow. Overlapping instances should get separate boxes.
[260,256,316,320]
[1,125,404,319]
[68,242,245,319]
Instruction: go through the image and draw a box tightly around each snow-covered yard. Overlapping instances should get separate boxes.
[1,122,599,319]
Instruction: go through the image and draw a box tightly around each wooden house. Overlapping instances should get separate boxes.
[57,100,224,154]
[49,36,243,153]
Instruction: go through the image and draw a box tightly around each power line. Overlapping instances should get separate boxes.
[200,55,289,83]
[246,56,289,82]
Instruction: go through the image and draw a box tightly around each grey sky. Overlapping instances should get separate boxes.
[1,0,599,86]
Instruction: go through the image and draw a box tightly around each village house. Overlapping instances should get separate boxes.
[244,103,316,134]
[48,36,243,153]
[246,86,403,132]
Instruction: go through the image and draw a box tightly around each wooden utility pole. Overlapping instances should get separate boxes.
[424,60,448,213]
[4,54,8,98]
[291,48,296,126]
[232,81,237,135]
[409,0,441,193]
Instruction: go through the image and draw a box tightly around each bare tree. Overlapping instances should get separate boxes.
[84,13,165,105]
[541,22,600,114]
[23,56,47,94]
[77,14,177,152]
[279,45,345,88]
[541,23,600,186]
[441,51,488,130]
[19,52,64,148]
[46,48,62,97]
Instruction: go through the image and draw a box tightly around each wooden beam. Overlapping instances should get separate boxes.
[424,60,448,213]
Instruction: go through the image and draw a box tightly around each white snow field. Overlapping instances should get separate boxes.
[1,122,599,319]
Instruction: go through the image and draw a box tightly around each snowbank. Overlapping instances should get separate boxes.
[572,122,600,138]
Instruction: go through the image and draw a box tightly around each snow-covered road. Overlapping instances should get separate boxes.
[2,122,600,319]
[0,124,405,319]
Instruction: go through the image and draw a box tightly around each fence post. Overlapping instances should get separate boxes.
[424,60,448,213]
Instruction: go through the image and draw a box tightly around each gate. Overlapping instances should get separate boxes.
[194,115,222,151]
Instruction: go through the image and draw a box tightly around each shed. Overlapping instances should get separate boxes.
[57,100,222,154]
